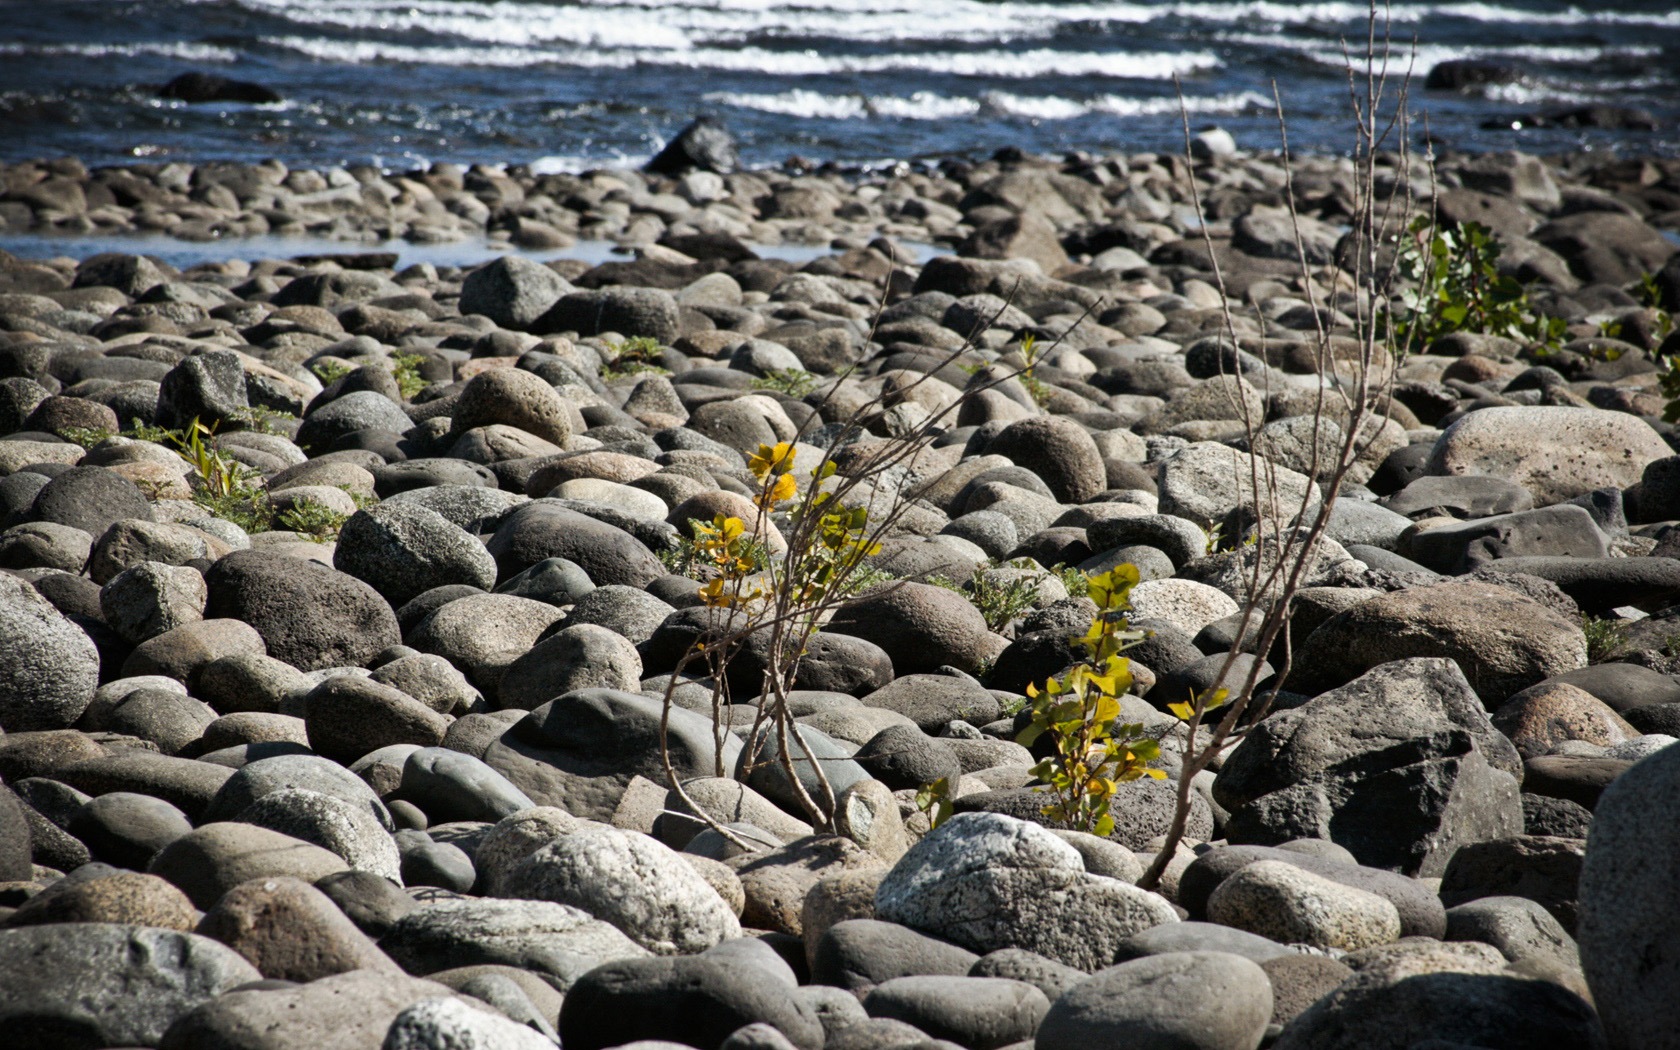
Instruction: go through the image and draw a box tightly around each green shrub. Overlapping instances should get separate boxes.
[1386,217,1567,356]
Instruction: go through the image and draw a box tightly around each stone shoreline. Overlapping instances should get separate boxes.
[0,139,1678,1050]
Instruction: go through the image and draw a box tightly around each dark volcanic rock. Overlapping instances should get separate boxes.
[205,549,400,671]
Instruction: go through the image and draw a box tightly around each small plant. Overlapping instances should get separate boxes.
[229,405,294,435]
[602,336,670,380]
[1017,564,1165,837]
[123,419,175,444]
[1053,564,1090,599]
[751,369,821,397]
[311,359,353,385]
[164,418,273,532]
[914,776,954,829]
[1385,217,1567,357]
[1638,272,1676,342]
[1015,332,1053,408]
[932,563,1045,633]
[391,352,429,399]
[60,426,114,449]
[277,500,349,542]
[1658,358,1680,425]
[1583,616,1631,664]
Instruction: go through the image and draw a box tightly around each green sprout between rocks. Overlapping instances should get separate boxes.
[602,335,671,380]
[277,500,350,543]
[750,369,822,397]
[59,426,114,449]
[928,562,1047,634]
[1583,616,1632,665]
[1017,563,1165,837]
[914,776,954,830]
[311,359,353,385]
[391,352,429,399]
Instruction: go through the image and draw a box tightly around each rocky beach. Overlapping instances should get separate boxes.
[3,54,1680,1050]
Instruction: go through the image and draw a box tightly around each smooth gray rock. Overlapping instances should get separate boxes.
[811,918,980,997]
[334,500,498,606]
[0,923,260,1047]
[874,812,1178,971]
[206,752,395,829]
[0,574,100,730]
[1446,895,1580,972]
[863,975,1049,1050]
[379,897,648,991]
[398,746,534,824]
[559,954,824,1050]
[1178,845,1448,939]
[498,623,643,707]
[1578,740,1680,1050]
[1036,950,1273,1050]
[503,823,741,955]
[238,786,404,882]
[483,688,741,821]
[1271,946,1604,1050]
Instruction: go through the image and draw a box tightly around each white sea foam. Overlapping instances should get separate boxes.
[262,36,1220,79]
[198,0,1680,66]
[0,40,239,62]
[705,87,1270,122]
[1216,34,1664,73]
[705,89,982,120]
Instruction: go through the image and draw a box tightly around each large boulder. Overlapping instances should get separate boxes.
[1426,406,1670,506]
[1215,658,1524,875]
[195,875,396,982]
[645,116,740,175]
[1155,441,1319,529]
[0,575,99,730]
[482,688,740,821]
[828,582,997,677]
[487,502,665,588]
[334,501,497,606]
[205,550,401,671]
[538,287,681,344]
[457,257,572,331]
[1035,951,1273,1050]
[449,366,573,446]
[155,348,248,429]
[378,897,646,991]
[157,968,463,1050]
[148,823,350,908]
[502,824,741,955]
[0,923,260,1048]
[1578,742,1680,1050]
[1291,579,1586,706]
[560,953,823,1050]
[986,417,1105,503]
[874,812,1178,971]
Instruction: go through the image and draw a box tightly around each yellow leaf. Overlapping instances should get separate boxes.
[1167,701,1195,721]
[748,442,796,478]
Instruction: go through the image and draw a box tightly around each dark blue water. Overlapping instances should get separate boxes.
[1,0,1677,172]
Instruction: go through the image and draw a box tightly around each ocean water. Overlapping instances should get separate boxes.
[0,0,1676,172]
